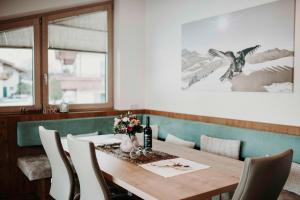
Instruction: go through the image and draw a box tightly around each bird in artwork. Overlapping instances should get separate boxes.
[208,45,261,81]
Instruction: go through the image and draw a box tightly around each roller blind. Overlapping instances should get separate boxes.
[0,26,33,48]
[48,11,108,53]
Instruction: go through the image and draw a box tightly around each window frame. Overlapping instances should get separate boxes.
[42,4,114,112]
[0,2,114,114]
[0,18,42,113]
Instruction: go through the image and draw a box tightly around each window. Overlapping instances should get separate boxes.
[0,2,113,113]
[43,5,113,111]
[0,20,41,112]
[48,51,107,104]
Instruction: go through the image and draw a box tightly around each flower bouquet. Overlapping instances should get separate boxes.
[114,112,143,152]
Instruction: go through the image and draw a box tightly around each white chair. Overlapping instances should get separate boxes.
[67,134,110,200]
[39,126,75,200]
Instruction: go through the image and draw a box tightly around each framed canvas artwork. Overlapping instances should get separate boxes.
[181,0,295,92]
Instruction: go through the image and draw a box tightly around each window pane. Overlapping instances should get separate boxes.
[0,26,34,106]
[48,50,107,104]
[48,11,108,105]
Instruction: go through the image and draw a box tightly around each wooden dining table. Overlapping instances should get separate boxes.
[61,134,244,200]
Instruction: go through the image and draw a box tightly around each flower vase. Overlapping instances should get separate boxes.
[120,134,139,153]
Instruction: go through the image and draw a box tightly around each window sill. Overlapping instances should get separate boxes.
[0,108,146,121]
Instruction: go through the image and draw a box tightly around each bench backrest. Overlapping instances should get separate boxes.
[142,115,300,163]
[17,114,300,163]
[17,115,141,147]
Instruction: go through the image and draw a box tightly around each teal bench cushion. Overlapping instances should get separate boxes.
[17,115,143,147]
[142,115,300,163]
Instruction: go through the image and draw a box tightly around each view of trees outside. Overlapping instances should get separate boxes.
[0,48,34,106]
[48,50,107,105]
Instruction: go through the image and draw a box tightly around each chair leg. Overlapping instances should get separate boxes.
[36,178,51,200]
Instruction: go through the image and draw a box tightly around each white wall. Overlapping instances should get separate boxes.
[144,0,300,126]
[114,0,145,109]
[1,0,299,126]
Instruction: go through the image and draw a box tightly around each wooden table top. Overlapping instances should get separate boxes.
[61,135,244,200]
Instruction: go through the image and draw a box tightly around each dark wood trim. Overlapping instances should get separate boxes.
[107,2,114,111]
[6,109,145,121]
[144,109,300,136]
[0,18,42,114]
[3,107,300,136]
[41,16,48,114]
[41,2,114,113]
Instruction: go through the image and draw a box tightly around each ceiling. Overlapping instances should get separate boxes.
[0,0,111,21]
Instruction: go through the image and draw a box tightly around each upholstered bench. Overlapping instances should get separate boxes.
[17,154,51,200]
[17,154,51,181]
[16,114,300,200]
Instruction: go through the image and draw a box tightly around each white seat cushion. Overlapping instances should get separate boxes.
[165,134,195,148]
[200,135,241,159]
[17,154,51,181]
[284,162,300,196]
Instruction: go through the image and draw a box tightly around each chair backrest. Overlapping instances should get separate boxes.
[165,134,195,148]
[200,135,241,159]
[67,134,110,200]
[38,126,73,200]
[232,149,293,200]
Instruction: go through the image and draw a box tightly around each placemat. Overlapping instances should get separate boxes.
[140,157,210,177]
[96,145,177,165]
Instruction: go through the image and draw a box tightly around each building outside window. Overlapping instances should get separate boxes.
[45,6,113,111]
[0,26,35,107]
[0,3,113,113]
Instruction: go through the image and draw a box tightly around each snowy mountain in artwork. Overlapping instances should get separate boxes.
[181,48,294,92]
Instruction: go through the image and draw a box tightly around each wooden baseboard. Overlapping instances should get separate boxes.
[8,109,146,122]
[4,108,299,136]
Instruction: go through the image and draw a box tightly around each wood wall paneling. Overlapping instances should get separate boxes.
[146,109,300,136]
[0,118,9,197]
